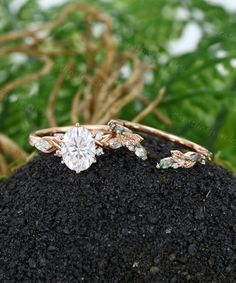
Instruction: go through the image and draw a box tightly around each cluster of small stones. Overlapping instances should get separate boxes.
[156,150,207,169]
[94,131,104,156]
[108,121,147,160]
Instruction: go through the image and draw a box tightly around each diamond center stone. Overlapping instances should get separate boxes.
[60,126,96,173]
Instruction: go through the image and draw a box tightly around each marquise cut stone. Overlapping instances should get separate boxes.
[35,140,52,153]
[60,126,96,173]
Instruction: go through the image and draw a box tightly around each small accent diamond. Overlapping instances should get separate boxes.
[96,147,104,156]
[54,150,62,157]
[35,140,52,153]
[95,131,104,141]
[108,120,117,131]
[54,133,64,140]
[108,138,122,149]
[123,141,135,151]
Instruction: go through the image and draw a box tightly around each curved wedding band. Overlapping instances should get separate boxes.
[29,120,212,173]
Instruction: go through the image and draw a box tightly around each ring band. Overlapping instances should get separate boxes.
[29,120,212,173]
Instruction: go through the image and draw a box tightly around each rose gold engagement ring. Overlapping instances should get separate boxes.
[29,120,212,173]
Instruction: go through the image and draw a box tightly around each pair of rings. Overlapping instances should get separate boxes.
[29,120,212,174]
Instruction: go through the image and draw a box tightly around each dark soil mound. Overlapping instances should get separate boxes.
[0,137,236,283]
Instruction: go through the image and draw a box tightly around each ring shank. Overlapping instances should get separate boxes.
[118,120,211,158]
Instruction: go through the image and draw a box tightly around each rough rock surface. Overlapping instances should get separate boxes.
[0,138,236,283]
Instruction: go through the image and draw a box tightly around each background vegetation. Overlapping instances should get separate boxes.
[0,0,236,178]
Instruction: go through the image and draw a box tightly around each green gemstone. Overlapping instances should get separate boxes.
[159,157,175,169]
[115,125,125,135]
[187,152,202,162]
[134,144,147,160]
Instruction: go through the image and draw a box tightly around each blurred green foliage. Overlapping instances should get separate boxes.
[0,0,236,173]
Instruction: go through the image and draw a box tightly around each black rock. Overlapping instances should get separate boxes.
[0,137,236,283]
